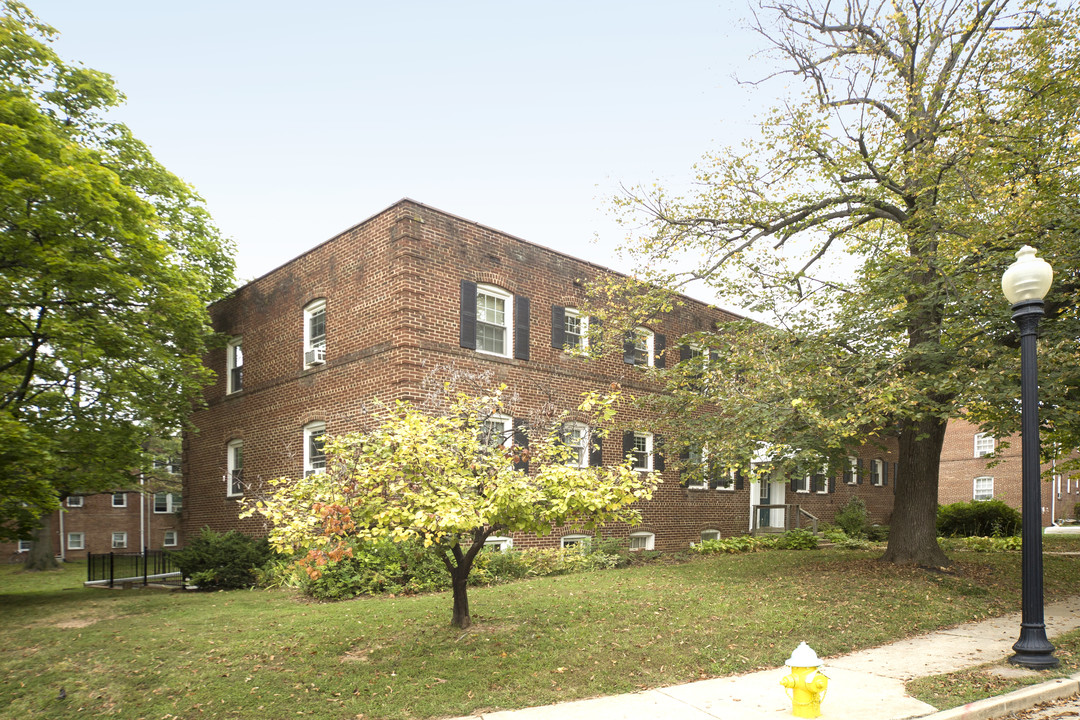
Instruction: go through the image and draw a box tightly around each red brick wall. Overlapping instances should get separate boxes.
[183,200,895,551]
[939,417,1078,527]
[0,490,183,561]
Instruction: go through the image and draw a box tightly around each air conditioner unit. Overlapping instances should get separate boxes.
[304,347,326,366]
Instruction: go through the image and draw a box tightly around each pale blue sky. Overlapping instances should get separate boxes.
[26,1,775,286]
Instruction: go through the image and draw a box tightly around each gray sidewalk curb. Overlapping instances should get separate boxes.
[918,672,1080,720]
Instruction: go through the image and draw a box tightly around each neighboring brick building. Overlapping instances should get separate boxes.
[939,417,1078,527]
[182,199,895,551]
[0,486,183,562]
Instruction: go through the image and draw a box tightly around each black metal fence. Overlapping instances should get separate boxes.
[86,548,184,588]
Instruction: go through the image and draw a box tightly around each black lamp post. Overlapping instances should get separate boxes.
[1001,245,1058,670]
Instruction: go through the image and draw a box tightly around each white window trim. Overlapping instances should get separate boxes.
[562,421,590,468]
[112,531,128,549]
[475,284,514,359]
[17,540,31,553]
[67,532,85,551]
[632,431,654,472]
[629,531,655,551]
[226,439,244,497]
[226,336,243,394]
[153,492,180,514]
[304,421,327,476]
[813,465,829,494]
[66,496,83,508]
[685,446,707,490]
[795,475,811,494]
[562,308,588,351]
[484,536,513,551]
[845,457,858,485]
[871,459,885,487]
[163,530,178,547]
[631,327,655,367]
[303,299,327,368]
[560,534,591,549]
[112,492,127,508]
[974,476,994,502]
[974,432,995,458]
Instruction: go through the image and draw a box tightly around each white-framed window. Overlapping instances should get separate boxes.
[484,536,513,551]
[303,299,327,367]
[112,492,127,508]
[226,336,244,393]
[974,476,994,501]
[480,413,513,450]
[844,457,858,485]
[794,475,810,493]
[628,327,655,367]
[629,531,655,551]
[631,432,653,471]
[152,457,179,475]
[974,433,995,458]
[304,421,327,476]
[685,445,707,489]
[17,540,31,553]
[562,422,590,468]
[562,308,587,351]
[476,284,513,358]
[226,439,244,497]
[810,466,829,494]
[871,459,885,487]
[66,496,83,508]
[112,532,128,549]
[67,532,85,551]
[560,534,591,549]
[163,530,178,547]
[153,492,181,514]
[700,530,720,543]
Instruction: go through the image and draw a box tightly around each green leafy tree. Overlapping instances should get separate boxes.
[0,2,235,567]
[601,0,1079,567]
[244,387,660,628]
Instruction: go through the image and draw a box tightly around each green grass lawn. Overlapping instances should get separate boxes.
[2,541,1079,720]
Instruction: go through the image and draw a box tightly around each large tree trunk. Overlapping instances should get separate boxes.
[24,515,58,571]
[881,414,951,567]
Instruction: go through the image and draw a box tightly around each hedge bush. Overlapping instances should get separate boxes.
[834,497,869,538]
[173,528,275,590]
[937,499,1021,537]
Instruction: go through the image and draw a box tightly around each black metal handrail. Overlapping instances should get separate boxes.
[86,548,184,588]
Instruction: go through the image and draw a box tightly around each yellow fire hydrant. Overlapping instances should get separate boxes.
[780,641,829,718]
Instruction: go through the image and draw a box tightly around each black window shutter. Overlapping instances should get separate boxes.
[514,295,530,360]
[881,460,889,487]
[829,471,837,493]
[512,418,529,471]
[679,449,690,487]
[653,434,664,472]
[459,280,477,350]
[622,431,635,461]
[551,305,566,349]
[735,469,745,491]
[790,476,798,492]
[856,458,864,485]
[623,333,636,364]
[589,429,603,467]
[588,316,601,346]
[679,344,693,362]
[654,333,666,369]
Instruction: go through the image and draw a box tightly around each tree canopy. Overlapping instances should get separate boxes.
[244,386,659,628]
[0,2,235,549]
[601,0,1080,566]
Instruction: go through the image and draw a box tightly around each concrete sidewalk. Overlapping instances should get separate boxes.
[448,596,1080,720]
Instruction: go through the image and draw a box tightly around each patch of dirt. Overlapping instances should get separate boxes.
[47,613,117,629]
[342,643,384,663]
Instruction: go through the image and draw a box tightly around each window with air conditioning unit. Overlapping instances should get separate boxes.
[303,299,327,368]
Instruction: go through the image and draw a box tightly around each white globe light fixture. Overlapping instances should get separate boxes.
[1002,245,1053,305]
[1002,245,1057,670]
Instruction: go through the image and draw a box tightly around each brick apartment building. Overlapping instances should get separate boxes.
[2,485,182,562]
[181,199,896,551]
[939,417,1078,527]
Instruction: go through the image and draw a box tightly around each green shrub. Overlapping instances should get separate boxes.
[774,528,819,550]
[937,500,1021,537]
[173,528,275,590]
[866,524,889,542]
[300,538,453,600]
[834,497,869,538]
[957,535,1023,552]
[821,526,849,543]
[692,535,768,554]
